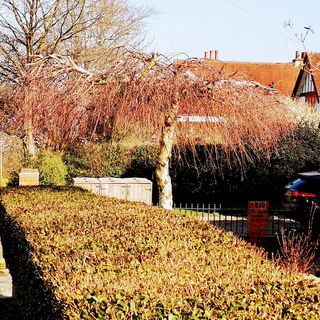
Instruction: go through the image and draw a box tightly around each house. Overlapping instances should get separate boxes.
[202,50,320,110]
[292,52,320,110]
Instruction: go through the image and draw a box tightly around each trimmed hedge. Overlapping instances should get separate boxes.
[171,125,320,205]
[1,188,320,319]
[62,124,320,205]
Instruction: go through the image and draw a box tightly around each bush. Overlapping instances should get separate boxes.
[63,143,130,182]
[0,133,24,185]
[27,151,67,186]
[276,203,320,274]
[0,177,8,187]
[123,144,158,179]
[64,143,158,180]
[1,188,320,319]
[171,125,320,205]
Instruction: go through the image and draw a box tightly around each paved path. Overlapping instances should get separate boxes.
[0,238,12,299]
[0,237,16,320]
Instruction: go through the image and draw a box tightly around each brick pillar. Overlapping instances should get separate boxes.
[248,201,269,246]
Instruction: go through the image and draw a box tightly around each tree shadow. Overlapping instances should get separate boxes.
[0,298,21,320]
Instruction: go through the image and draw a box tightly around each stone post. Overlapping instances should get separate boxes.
[19,168,39,186]
[248,201,269,246]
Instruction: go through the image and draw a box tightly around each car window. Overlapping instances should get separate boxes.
[286,179,305,190]
[287,178,319,194]
[309,180,320,193]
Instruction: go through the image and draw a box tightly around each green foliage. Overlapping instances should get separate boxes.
[123,144,158,179]
[171,124,320,205]
[1,188,320,319]
[27,151,67,186]
[271,124,320,178]
[64,143,158,181]
[0,176,8,187]
[63,143,130,182]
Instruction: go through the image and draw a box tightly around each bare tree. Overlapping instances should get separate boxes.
[0,0,152,156]
[0,0,152,82]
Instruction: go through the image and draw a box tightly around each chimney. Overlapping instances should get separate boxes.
[215,50,219,60]
[204,51,208,59]
[209,50,213,60]
[295,51,300,60]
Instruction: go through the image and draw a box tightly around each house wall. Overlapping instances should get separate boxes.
[305,92,318,107]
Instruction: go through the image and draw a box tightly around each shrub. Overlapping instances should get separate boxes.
[63,143,130,182]
[123,144,158,179]
[1,188,320,319]
[27,151,67,186]
[171,124,320,205]
[276,203,320,274]
[0,177,8,187]
[64,142,158,181]
[0,133,24,185]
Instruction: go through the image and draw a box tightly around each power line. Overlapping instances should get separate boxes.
[225,0,299,45]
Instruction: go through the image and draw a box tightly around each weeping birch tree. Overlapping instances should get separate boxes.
[85,53,294,209]
[3,51,295,208]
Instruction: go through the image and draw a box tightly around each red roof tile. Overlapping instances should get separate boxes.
[205,60,300,96]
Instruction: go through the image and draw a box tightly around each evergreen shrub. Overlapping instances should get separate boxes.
[64,143,158,181]
[171,125,320,205]
[63,143,130,181]
[123,144,158,179]
[27,151,67,186]
[1,187,320,319]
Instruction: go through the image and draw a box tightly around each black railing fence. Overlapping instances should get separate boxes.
[174,203,305,238]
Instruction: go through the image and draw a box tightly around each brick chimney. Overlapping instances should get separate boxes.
[215,50,219,60]
[204,49,220,60]
[293,51,305,67]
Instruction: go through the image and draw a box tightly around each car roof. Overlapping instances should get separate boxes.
[298,171,320,180]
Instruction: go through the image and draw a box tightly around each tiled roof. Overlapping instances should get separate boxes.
[205,60,300,96]
[306,53,320,94]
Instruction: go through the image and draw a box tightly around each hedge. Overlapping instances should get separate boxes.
[171,125,320,205]
[1,188,320,319]
[62,125,320,205]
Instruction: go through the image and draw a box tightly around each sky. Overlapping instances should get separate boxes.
[131,0,320,63]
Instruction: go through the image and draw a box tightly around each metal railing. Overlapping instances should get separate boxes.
[174,203,305,238]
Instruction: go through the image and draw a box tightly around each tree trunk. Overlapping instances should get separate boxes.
[156,101,179,209]
[23,97,36,158]
[23,122,36,158]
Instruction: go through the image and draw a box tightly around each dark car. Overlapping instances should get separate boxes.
[284,171,320,226]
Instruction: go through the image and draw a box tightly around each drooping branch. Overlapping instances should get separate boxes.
[2,50,297,207]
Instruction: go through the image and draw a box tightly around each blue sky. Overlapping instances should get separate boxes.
[132,0,320,63]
